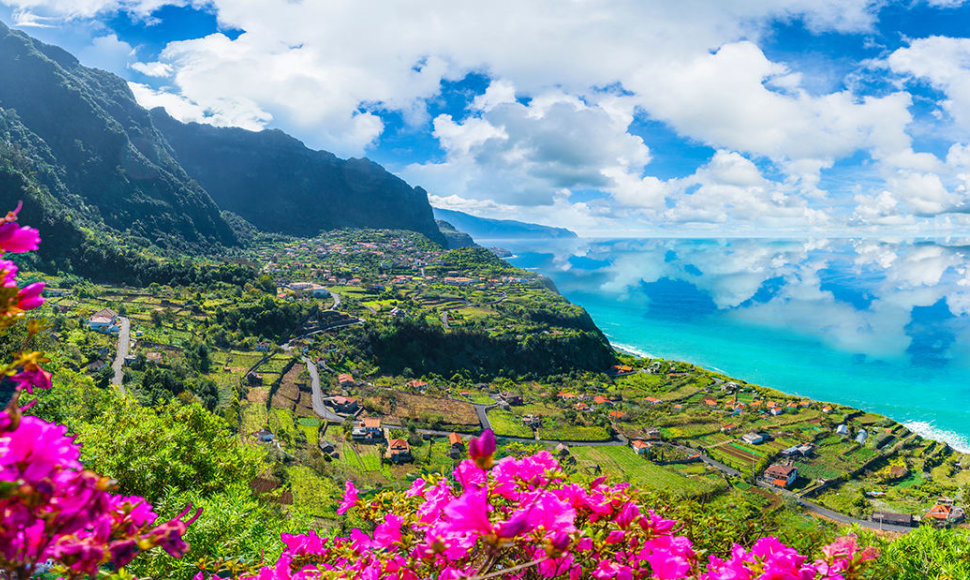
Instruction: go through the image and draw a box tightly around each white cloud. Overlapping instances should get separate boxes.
[76,33,134,72]
[889,36,970,132]
[3,0,195,20]
[404,87,650,209]
[662,151,832,229]
[128,81,272,130]
[131,60,172,77]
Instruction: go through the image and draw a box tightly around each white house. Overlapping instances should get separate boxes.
[88,308,119,333]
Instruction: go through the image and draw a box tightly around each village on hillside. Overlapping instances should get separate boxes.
[30,228,970,531]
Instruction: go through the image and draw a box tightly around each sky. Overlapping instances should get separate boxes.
[6,1,970,237]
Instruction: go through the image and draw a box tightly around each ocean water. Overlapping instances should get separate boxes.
[495,237,970,452]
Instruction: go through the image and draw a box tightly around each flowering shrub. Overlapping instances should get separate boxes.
[0,204,198,579]
[235,429,878,579]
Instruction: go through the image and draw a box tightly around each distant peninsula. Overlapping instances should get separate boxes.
[433,208,578,241]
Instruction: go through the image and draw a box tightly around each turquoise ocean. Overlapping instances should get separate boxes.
[496,237,970,451]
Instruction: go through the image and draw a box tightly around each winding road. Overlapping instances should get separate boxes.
[303,356,344,423]
[110,317,130,394]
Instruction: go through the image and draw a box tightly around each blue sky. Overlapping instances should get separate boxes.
[5,1,970,236]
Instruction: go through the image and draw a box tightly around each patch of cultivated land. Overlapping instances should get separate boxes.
[390,393,479,427]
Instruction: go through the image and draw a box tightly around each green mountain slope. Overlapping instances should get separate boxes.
[150,108,446,246]
[0,20,237,250]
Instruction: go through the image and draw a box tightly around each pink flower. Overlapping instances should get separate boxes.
[0,416,81,481]
[373,514,402,548]
[337,479,359,515]
[0,260,18,286]
[16,282,45,311]
[11,366,51,393]
[443,489,492,536]
[468,429,496,469]
[0,222,40,253]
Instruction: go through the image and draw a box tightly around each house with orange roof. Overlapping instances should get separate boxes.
[763,464,797,488]
[574,402,591,412]
[448,432,463,448]
[672,404,683,412]
[337,373,355,388]
[645,396,662,404]
[351,417,383,443]
[924,503,965,524]
[407,379,428,389]
[593,396,612,405]
[387,439,413,464]
[703,398,717,406]
[631,440,652,455]
[822,406,833,413]
[609,410,628,420]
[558,392,578,400]
[720,424,736,432]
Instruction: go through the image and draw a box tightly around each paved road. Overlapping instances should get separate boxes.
[441,312,450,330]
[111,317,130,394]
[414,427,628,447]
[697,452,742,478]
[327,288,341,310]
[303,356,344,423]
[472,403,492,430]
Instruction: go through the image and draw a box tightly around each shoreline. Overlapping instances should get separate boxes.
[605,338,970,454]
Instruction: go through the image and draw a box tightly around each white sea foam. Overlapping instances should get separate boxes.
[903,420,970,453]
[611,341,654,358]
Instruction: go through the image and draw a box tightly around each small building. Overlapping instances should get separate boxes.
[145,351,163,365]
[643,427,662,441]
[407,379,428,390]
[522,415,542,428]
[86,359,109,372]
[501,392,524,405]
[742,432,766,445]
[255,341,272,352]
[925,503,965,524]
[448,432,464,449]
[780,443,815,458]
[855,429,869,445]
[318,440,336,454]
[871,511,913,527]
[554,443,571,458]
[328,396,359,414]
[631,440,652,455]
[644,396,662,405]
[764,464,798,488]
[351,418,383,442]
[253,430,275,442]
[88,308,119,332]
[835,424,849,436]
[387,439,412,464]
[609,410,628,420]
[337,373,355,388]
[593,395,612,406]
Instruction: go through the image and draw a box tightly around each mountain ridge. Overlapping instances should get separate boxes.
[150,108,446,247]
